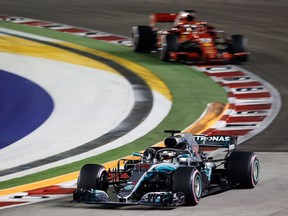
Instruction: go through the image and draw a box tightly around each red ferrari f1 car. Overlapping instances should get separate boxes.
[132,10,249,63]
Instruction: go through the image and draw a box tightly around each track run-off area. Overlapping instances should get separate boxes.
[0,0,288,215]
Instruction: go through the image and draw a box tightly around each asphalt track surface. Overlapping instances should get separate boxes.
[0,0,287,215]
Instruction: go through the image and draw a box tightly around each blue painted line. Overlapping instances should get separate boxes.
[0,70,54,149]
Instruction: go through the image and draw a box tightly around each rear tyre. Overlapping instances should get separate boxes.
[173,167,202,206]
[77,164,108,191]
[227,152,260,188]
[160,34,179,61]
[230,34,249,62]
[132,25,155,52]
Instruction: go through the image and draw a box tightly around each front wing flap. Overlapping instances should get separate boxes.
[73,190,185,206]
[138,192,185,206]
[73,189,109,203]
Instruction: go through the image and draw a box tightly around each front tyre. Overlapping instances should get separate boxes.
[230,34,249,62]
[227,152,260,188]
[160,34,179,62]
[77,164,108,191]
[173,167,202,206]
[132,25,155,52]
[230,34,248,53]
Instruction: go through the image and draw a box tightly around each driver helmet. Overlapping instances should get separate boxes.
[159,151,177,163]
[174,11,196,26]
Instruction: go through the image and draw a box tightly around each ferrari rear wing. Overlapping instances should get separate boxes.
[194,135,238,150]
[149,13,177,27]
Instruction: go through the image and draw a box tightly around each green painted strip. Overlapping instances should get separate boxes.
[0,21,227,189]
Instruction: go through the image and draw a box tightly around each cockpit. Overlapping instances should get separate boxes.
[142,132,201,165]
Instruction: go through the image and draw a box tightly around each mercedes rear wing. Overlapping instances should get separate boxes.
[194,135,238,151]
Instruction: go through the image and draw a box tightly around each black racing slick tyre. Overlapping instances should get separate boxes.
[231,34,248,52]
[173,167,202,206]
[132,25,155,52]
[227,151,260,188]
[160,34,179,62]
[230,34,249,62]
[77,164,108,191]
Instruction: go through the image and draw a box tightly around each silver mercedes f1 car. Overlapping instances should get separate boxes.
[73,130,259,206]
